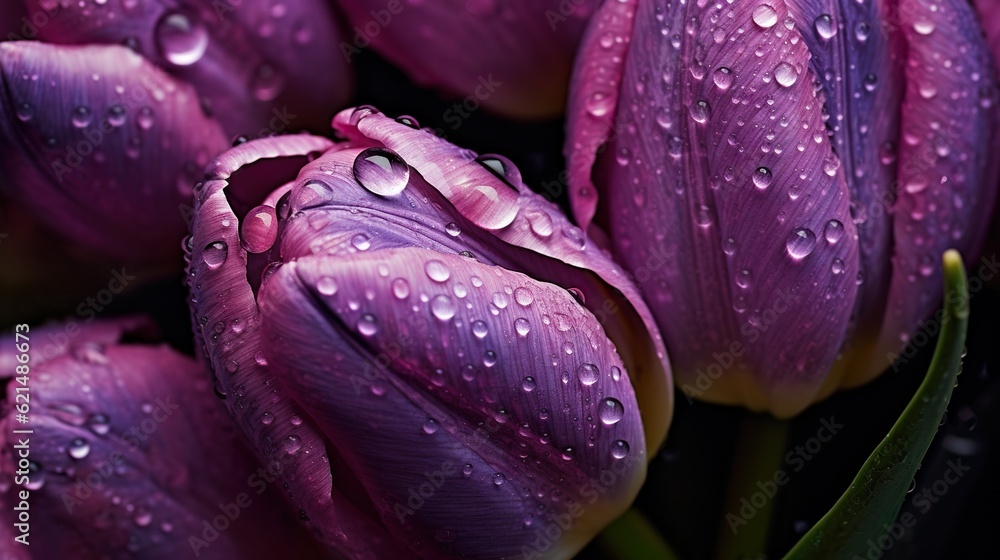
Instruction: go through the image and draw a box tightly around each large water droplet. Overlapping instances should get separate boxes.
[774,62,798,88]
[283,435,302,455]
[15,103,32,122]
[824,219,844,244]
[786,228,817,259]
[471,320,489,339]
[202,241,227,269]
[353,147,409,196]
[599,398,624,425]
[425,260,451,283]
[713,67,734,90]
[577,363,600,386]
[72,106,92,128]
[522,376,536,392]
[240,205,278,253]
[689,100,710,124]
[391,278,410,299]
[611,440,631,459]
[317,276,338,296]
[752,4,779,29]
[88,413,111,435]
[357,313,378,336]
[814,14,836,39]
[430,295,456,321]
[68,438,91,460]
[753,166,773,189]
[586,91,614,117]
[155,11,209,66]
[514,318,531,337]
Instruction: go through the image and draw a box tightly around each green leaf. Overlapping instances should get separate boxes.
[781,250,970,560]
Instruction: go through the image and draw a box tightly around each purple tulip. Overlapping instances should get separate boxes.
[332,0,600,119]
[0,0,352,261]
[0,317,326,559]
[565,0,1000,417]
[186,107,672,558]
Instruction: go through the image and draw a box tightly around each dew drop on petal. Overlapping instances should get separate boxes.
[317,276,338,296]
[753,167,773,189]
[752,4,779,29]
[240,205,278,253]
[68,438,90,460]
[786,228,817,259]
[155,11,208,66]
[599,398,624,425]
[202,241,227,269]
[611,440,631,459]
[430,295,456,321]
[357,313,378,336]
[577,363,600,386]
[824,219,844,244]
[425,260,451,283]
[353,147,410,196]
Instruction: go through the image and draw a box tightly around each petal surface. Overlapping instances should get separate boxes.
[0,42,228,261]
[30,0,353,136]
[573,0,860,417]
[0,318,324,559]
[259,249,645,559]
[864,0,1000,383]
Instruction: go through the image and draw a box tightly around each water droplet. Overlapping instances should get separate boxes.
[317,276,338,296]
[913,20,934,35]
[422,419,439,434]
[88,413,110,435]
[107,104,127,127]
[522,376,536,392]
[283,435,302,455]
[786,228,817,259]
[753,166,773,189]
[391,278,410,299]
[483,350,498,367]
[430,295,456,321]
[353,147,409,196]
[611,366,622,382]
[695,205,713,227]
[425,260,451,283]
[824,219,844,244]
[133,510,153,527]
[855,21,871,42]
[831,258,845,275]
[72,106,92,128]
[395,115,419,128]
[611,440,631,459]
[261,412,274,425]
[713,67,734,90]
[525,210,554,238]
[68,438,90,460]
[445,222,461,236]
[774,62,798,88]
[514,318,531,337]
[250,63,285,101]
[599,398,624,425]
[202,241,227,269]
[240,205,278,253]
[735,269,753,289]
[752,4,779,29]
[813,14,836,40]
[863,73,878,92]
[586,91,614,117]
[689,100,710,124]
[15,103,32,122]
[471,320,489,339]
[137,107,154,130]
[155,10,209,66]
[492,473,505,487]
[463,463,473,476]
[357,313,378,336]
[577,363,600,386]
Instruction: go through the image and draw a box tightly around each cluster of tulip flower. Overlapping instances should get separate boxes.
[0,0,997,559]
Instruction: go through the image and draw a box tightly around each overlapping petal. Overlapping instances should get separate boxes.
[332,0,599,119]
[28,0,352,136]
[567,0,1000,416]
[0,318,324,559]
[187,108,673,558]
[0,42,228,260]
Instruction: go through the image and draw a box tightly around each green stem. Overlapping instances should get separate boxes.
[781,250,970,559]
[597,508,680,560]
[715,413,790,560]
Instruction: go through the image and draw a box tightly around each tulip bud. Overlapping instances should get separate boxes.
[0,318,325,559]
[187,107,672,558]
[565,0,999,417]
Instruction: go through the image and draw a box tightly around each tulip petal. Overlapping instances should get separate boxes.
[865,0,999,382]
[258,248,645,559]
[974,0,1000,69]
[0,42,228,260]
[188,134,408,559]
[573,1,861,417]
[31,0,353,136]
[0,319,324,559]
[781,0,902,355]
[329,108,672,451]
[564,0,638,230]
[333,0,599,119]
